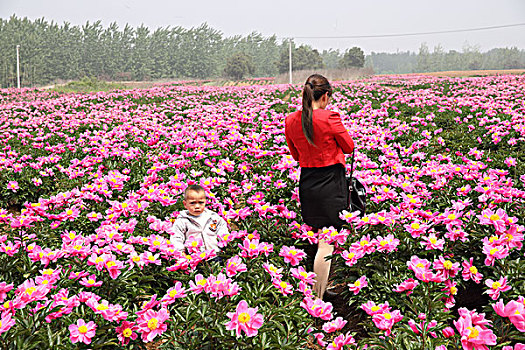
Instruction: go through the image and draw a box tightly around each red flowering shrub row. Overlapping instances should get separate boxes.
[0,74,524,349]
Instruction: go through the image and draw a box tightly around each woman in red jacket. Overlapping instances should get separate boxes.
[285,74,354,299]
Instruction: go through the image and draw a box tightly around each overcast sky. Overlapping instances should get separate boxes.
[1,0,524,54]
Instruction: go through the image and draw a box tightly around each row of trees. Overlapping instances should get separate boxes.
[1,15,524,87]
[367,43,525,74]
[1,16,367,87]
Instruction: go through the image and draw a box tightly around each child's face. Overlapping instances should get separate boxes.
[183,190,207,216]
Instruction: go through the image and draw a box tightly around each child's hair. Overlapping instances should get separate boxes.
[302,74,333,146]
[184,184,206,199]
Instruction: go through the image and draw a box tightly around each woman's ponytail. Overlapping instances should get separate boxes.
[301,74,333,146]
[301,82,315,145]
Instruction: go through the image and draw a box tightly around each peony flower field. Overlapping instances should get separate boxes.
[0,74,524,349]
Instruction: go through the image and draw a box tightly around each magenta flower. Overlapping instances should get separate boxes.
[80,274,103,288]
[372,310,403,336]
[225,300,264,337]
[325,332,355,350]
[136,308,169,342]
[7,181,19,192]
[454,307,497,350]
[361,300,390,316]
[461,258,483,283]
[393,278,419,295]
[300,297,333,320]
[322,316,347,333]
[0,311,16,335]
[68,319,97,344]
[161,281,187,306]
[116,320,138,345]
[0,282,14,302]
[485,276,511,300]
[493,299,525,332]
[279,245,306,266]
[290,266,316,285]
[348,276,368,295]
[224,255,247,277]
[272,278,293,296]
[433,256,460,279]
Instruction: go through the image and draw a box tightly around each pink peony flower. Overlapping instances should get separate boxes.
[300,297,333,320]
[225,300,264,337]
[115,320,138,345]
[224,255,247,277]
[68,319,97,344]
[0,311,16,335]
[325,332,355,350]
[79,274,103,288]
[136,308,169,342]
[279,245,306,266]
[372,310,403,336]
[394,278,419,295]
[485,277,511,300]
[348,276,368,295]
[454,307,497,350]
[322,316,347,333]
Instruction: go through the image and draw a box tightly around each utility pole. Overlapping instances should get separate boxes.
[288,38,292,85]
[16,45,20,89]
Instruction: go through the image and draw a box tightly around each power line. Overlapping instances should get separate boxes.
[294,22,525,39]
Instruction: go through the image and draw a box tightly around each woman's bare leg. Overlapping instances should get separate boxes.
[313,238,334,298]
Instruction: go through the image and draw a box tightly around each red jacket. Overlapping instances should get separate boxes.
[285,109,354,168]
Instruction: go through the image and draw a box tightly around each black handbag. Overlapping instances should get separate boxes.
[347,149,366,215]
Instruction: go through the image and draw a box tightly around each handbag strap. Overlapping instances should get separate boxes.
[349,147,356,180]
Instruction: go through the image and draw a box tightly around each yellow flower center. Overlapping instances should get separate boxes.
[467,326,479,339]
[289,249,297,255]
[443,260,453,269]
[430,237,437,244]
[106,261,116,267]
[26,287,36,295]
[492,281,501,289]
[447,214,456,220]
[66,210,73,215]
[489,248,499,255]
[490,214,500,221]
[383,313,392,320]
[123,328,132,337]
[360,240,368,246]
[279,281,288,289]
[147,318,158,330]
[354,280,361,287]
[238,312,251,324]
[249,244,257,250]
[121,203,128,209]
[371,306,380,312]
[411,223,420,229]
[96,304,108,311]
[450,286,458,295]
[380,240,387,246]
[469,266,478,274]
[132,256,140,262]
[88,279,95,285]
[169,289,178,297]
[78,325,88,334]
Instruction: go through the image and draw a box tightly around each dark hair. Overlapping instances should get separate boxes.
[301,74,333,145]
[184,184,205,199]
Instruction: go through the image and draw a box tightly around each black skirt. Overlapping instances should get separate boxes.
[299,163,348,231]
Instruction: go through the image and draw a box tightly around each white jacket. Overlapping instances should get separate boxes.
[168,209,228,253]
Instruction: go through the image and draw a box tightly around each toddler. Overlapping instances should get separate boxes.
[169,184,228,254]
